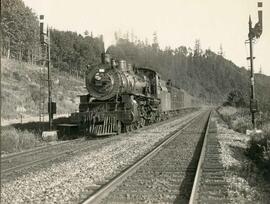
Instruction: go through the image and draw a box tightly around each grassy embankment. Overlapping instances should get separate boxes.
[217,106,270,202]
[1,58,85,153]
[217,106,270,178]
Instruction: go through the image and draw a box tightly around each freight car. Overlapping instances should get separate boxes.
[60,53,198,137]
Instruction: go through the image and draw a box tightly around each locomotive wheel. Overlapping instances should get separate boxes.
[124,124,130,133]
[117,120,122,135]
[145,119,150,126]
[139,118,145,127]
[127,125,134,132]
[129,125,134,132]
[132,122,139,130]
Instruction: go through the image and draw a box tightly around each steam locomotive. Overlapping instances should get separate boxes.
[65,53,198,136]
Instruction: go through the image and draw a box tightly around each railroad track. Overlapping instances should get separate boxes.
[1,138,91,177]
[1,110,200,180]
[1,138,81,161]
[81,110,212,204]
[189,113,230,204]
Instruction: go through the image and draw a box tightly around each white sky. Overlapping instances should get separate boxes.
[23,0,270,76]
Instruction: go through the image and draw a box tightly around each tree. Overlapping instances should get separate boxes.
[194,39,202,57]
[176,46,187,56]
[152,31,159,51]
[50,29,104,75]
[1,0,39,62]
[218,44,225,57]
[224,90,246,107]
[84,30,89,36]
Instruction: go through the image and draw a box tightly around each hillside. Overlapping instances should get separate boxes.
[107,38,270,111]
[2,0,269,116]
[1,58,86,121]
[255,73,270,111]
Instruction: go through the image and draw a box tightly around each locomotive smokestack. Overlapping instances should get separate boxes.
[101,53,111,64]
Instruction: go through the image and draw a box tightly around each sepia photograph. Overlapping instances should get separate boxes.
[1,0,270,203]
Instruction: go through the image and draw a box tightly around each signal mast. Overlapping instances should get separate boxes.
[247,2,263,130]
[40,15,56,131]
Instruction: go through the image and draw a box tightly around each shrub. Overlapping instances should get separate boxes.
[1,126,43,153]
[246,129,270,178]
[12,71,22,81]
[232,117,252,133]
[246,134,267,160]
[225,90,247,107]
[29,84,40,103]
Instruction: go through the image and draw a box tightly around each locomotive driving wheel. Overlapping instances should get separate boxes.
[124,124,136,133]
[125,125,132,133]
[116,120,122,135]
[132,121,139,130]
[139,117,146,128]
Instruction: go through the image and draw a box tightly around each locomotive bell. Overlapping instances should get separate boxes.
[127,63,133,72]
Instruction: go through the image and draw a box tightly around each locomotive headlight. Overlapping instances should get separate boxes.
[99,68,105,73]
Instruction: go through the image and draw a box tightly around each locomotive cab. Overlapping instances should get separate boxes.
[136,67,160,97]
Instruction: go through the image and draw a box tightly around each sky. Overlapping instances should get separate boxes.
[23,0,270,76]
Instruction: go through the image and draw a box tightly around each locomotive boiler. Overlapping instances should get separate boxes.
[85,55,150,101]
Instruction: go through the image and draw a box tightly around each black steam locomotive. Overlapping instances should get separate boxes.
[66,53,197,136]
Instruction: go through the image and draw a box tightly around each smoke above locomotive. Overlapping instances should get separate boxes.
[85,53,149,100]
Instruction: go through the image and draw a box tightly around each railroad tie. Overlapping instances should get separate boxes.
[197,122,231,203]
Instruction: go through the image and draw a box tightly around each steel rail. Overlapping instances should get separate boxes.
[1,142,93,176]
[81,111,208,204]
[188,111,212,204]
[1,138,82,161]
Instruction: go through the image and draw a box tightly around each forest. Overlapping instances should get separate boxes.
[107,36,270,110]
[1,0,104,76]
[1,0,270,110]
[107,37,250,104]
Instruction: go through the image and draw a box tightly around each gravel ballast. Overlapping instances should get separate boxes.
[1,111,200,203]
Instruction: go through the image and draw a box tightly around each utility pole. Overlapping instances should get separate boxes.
[247,2,263,130]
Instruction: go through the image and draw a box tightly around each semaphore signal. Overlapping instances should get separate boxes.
[39,15,56,131]
[247,1,263,130]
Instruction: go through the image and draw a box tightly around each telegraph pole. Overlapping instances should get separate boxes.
[247,2,263,130]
